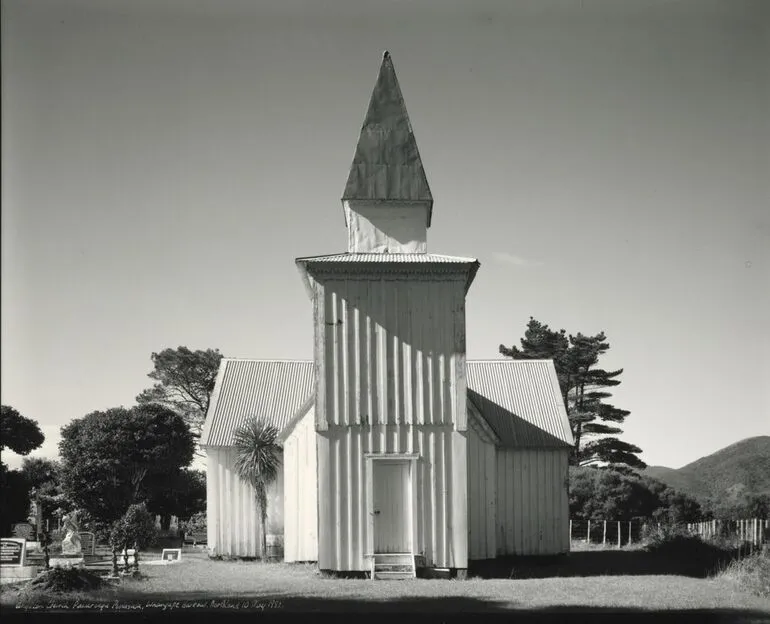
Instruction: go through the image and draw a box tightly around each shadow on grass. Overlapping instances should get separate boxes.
[4,596,769,623]
[470,546,750,579]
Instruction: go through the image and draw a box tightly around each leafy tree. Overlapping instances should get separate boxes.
[0,463,31,536]
[146,469,206,530]
[569,466,660,521]
[59,404,195,523]
[233,418,282,560]
[500,317,643,468]
[569,466,701,523]
[21,458,68,536]
[136,347,222,444]
[1,405,45,459]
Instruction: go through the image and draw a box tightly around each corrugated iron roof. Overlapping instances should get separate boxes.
[201,358,573,451]
[342,51,433,224]
[467,360,574,449]
[200,359,315,447]
[296,253,477,264]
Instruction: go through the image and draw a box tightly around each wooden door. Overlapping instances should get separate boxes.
[373,461,411,553]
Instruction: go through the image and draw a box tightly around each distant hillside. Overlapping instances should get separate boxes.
[645,436,770,504]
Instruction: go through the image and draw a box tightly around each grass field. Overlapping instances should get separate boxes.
[2,549,770,620]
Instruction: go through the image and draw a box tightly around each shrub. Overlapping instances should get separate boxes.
[641,522,693,549]
[28,567,104,593]
[721,550,770,598]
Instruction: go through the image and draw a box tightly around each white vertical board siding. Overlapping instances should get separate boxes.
[283,408,318,562]
[467,424,497,560]
[495,448,570,556]
[317,426,466,571]
[313,273,470,571]
[318,277,468,429]
[205,448,285,557]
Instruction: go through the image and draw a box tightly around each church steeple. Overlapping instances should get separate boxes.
[342,52,433,253]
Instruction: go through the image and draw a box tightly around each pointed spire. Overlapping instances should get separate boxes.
[342,51,433,225]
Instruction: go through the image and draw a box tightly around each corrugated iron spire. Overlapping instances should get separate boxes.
[342,51,433,225]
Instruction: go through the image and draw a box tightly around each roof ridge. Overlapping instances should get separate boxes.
[467,359,554,363]
[223,358,313,363]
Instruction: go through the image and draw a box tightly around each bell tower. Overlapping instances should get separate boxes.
[342,51,432,254]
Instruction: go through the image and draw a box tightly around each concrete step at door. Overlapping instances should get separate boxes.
[372,553,416,580]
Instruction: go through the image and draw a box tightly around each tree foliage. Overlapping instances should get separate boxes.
[233,418,282,560]
[569,465,702,523]
[59,404,195,523]
[0,463,31,535]
[136,347,222,443]
[1,405,45,457]
[109,503,157,575]
[145,468,206,530]
[500,317,643,468]
[21,458,69,533]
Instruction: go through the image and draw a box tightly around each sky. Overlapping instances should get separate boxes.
[2,0,768,472]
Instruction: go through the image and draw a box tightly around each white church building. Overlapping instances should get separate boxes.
[200,52,573,578]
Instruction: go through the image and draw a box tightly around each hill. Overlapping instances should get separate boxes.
[644,436,770,506]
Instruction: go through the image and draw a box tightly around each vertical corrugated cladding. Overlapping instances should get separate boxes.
[322,276,464,428]
[318,425,463,570]
[313,271,469,571]
[467,420,497,560]
[495,448,570,556]
[205,447,285,557]
[283,408,318,562]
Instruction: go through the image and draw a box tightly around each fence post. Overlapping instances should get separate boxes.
[617,521,621,548]
[603,521,607,546]
[628,521,632,545]
[587,520,591,544]
[569,519,573,543]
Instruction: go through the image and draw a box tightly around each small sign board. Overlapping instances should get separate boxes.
[79,532,95,555]
[161,548,181,562]
[1,538,27,566]
[12,523,34,540]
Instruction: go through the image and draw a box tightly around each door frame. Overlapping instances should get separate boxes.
[365,453,418,555]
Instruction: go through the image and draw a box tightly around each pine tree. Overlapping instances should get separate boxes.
[500,317,644,468]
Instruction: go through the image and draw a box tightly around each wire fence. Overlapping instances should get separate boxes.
[569,517,769,550]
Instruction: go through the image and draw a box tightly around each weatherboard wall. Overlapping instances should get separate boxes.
[467,414,498,560]
[205,447,284,558]
[283,407,319,562]
[495,448,570,556]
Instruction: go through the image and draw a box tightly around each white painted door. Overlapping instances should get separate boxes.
[373,461,410,553]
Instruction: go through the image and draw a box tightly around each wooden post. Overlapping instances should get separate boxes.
[569,519,573,543]
[587,520,591,544]
[628,521,632,545]
[602,521,607,546]
[617,521,621,548]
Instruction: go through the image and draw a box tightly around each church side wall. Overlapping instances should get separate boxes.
[495,448,570,556]
[283,407,319,562]
[205,447,284,558]
[467,421,497,560]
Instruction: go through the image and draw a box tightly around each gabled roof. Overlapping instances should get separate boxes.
[342,51,433,223]
[200,359,314,447]
[201,359,573,451]
[466,360,574,449]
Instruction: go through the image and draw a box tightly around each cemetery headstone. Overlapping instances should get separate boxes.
[78,532,96,555]
[1,538,27,567]
[12,523,34,541]
[161,548,181,562]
